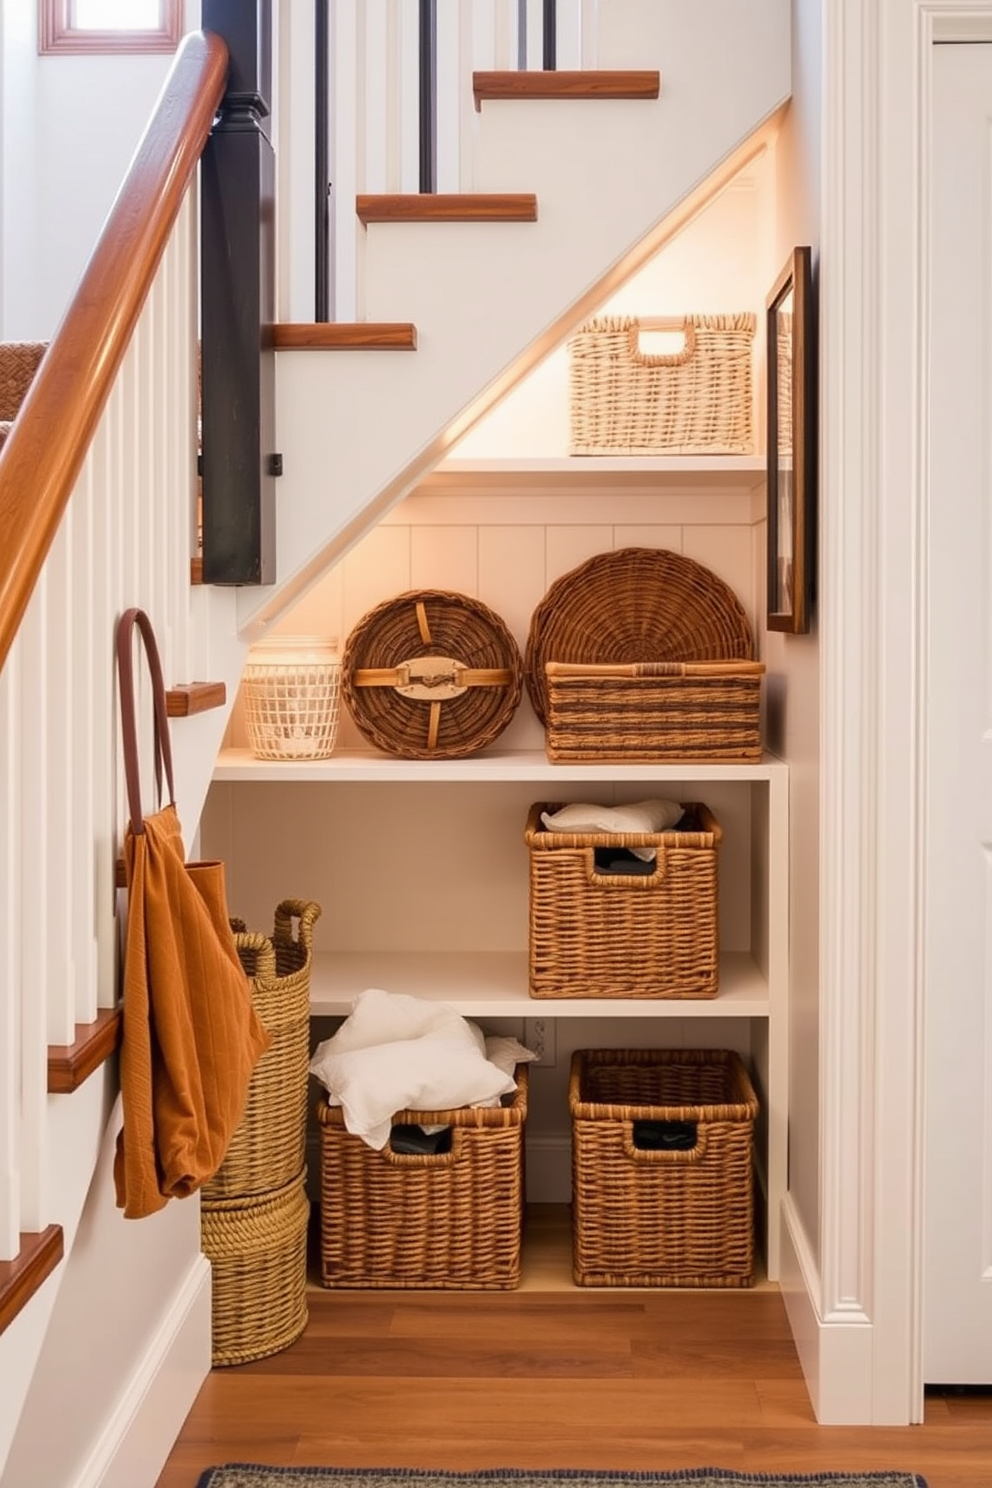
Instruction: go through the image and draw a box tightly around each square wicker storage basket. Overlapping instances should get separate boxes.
[568,313,756,455]
[543,660,765,763]
[525,802,721,999]
[316,1067,528,1289]
[570,1048,758,1288]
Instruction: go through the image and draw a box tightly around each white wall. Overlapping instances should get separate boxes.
[0,0,201,340]
[765,0,823,1268]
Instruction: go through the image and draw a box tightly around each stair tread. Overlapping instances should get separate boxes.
[356,193,537,224]
[0,1226,63,1337]
[473,69,661,106]
[47,1005,123,1094]
[273,323,417,351]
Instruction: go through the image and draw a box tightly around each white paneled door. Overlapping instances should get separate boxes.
[923,41,992,1384]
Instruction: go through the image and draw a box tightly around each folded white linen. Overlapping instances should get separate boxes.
[308,988,526,1150]
[539,798,684,861]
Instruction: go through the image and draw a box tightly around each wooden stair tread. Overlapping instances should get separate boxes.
[273,323,417,351]
[166,680,227,716]
[0,1226,63,1337]
[473,69,661,107]
[356,193,537,224]
[48,1005,123,1094]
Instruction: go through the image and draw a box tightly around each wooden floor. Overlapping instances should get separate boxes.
[156,1207,992,1488]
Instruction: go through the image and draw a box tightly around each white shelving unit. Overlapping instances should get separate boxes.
[208,745,789,1278]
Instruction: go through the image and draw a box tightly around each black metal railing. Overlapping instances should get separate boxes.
[314,0,558,318]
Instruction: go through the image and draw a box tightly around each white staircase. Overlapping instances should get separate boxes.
[0,4,791,1484]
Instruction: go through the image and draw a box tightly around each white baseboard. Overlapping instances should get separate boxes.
[779,1194,874,1425]
[78,1255,212,1488]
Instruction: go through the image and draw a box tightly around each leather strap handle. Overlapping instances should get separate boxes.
[116,607,175,835]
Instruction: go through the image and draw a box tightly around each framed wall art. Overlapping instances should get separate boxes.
[766,245,815,634]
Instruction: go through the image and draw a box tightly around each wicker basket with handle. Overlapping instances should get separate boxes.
[203,898,321,1200]
[317,1067,528,1289]
[525,547,764,761]
[569,313,756,455]
[525,801,721,999]
[570,1047,758,1287]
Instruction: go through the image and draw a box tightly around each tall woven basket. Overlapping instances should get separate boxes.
[569,314,756,454]
[201,1171,310,1366]
[203,899,321,1200]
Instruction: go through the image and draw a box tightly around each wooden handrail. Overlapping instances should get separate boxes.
[0,30,228,676]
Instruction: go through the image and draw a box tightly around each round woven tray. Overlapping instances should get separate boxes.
[525,547,754,723]
[342,589,523,759]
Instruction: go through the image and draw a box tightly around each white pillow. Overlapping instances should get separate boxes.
[485,1034,539,1079]
[318,985,482,1056]
[539,798,684,861]
[310,1034,516,1150]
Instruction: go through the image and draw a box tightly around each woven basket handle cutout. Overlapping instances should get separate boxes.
[622,1123,708,1165]
[231,929,277,980]
[587,847,668,886]
[274,898,321,953]
[628,316,695,368]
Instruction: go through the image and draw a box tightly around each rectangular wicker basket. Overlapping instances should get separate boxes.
[317,1067,528,1289]
[568,314,756,455]
[543,659,766,763]
[524,802,721,999]
[570,1048,758,1288]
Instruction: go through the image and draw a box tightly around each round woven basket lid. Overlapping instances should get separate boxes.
[342,589,523,759]
[525,546,754,723]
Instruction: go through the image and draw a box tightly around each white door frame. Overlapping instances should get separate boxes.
[804,0,992,1425]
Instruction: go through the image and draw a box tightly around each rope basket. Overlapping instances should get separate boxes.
[203,899,321,1200]
[570,1048,758,1287]
[201,1170,310,1365]
[568,313,755,454]
[317,1068,528,1289]
[342,589,523,759]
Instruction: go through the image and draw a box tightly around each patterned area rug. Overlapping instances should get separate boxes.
[195,1470,930,1488]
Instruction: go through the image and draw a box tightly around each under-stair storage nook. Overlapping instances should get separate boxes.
[202,440,788,1288]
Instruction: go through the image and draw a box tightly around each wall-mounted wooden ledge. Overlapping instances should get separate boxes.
[0,1226,63,1337]
[166,680,227,716]
[473,69,661,108]
[273,323,417,351]
[47,1004,123,1093]
[356,193,538,224]
[190,556,203,585]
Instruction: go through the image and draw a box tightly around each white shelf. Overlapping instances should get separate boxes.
[214,746,787,784]
[427,455,766,489]
[308,950,769,1019]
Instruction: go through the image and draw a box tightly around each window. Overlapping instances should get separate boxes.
[39,0,183,55]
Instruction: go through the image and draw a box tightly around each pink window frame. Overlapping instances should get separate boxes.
[39,0,183,55]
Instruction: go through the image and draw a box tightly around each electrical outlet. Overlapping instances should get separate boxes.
[524,1016,556,1067]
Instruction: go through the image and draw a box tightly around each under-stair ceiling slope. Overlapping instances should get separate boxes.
[241,0,791,637]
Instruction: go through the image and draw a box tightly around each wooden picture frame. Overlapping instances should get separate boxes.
[766,246,815,634]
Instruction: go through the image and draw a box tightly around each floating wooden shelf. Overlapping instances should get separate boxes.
[190,556,203,585]
[356,193,538,224]
[473,69,661,108]
[165,681,227,717]
[47,1005,123,1094]
[0,1226,63,1337]
[273,323,417,351]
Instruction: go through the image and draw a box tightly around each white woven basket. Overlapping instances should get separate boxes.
[242,635,341,761]
[568,313,756,455]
